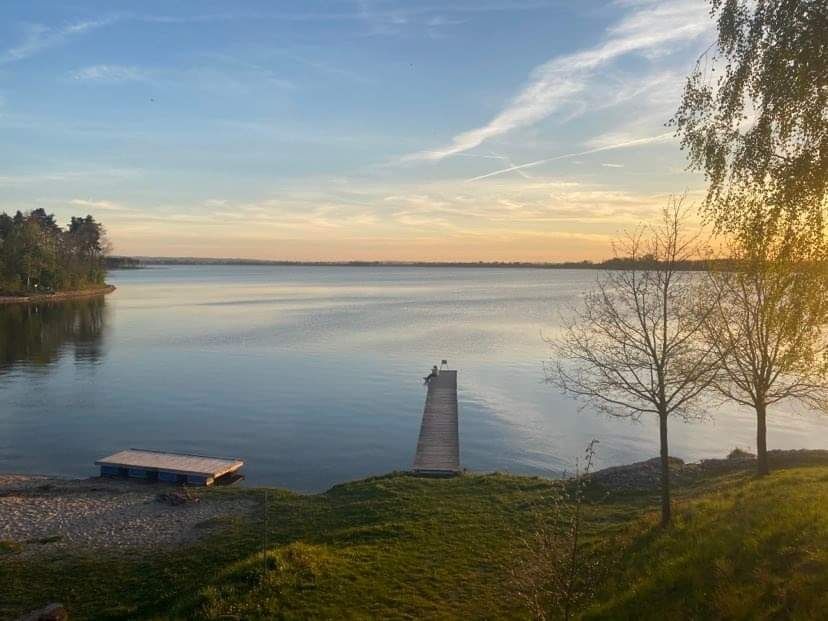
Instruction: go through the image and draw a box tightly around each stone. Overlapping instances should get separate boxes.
[155,489,200,506]
[16,603,68,621]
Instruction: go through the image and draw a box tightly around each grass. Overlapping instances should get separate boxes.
[585,467,828,620]
[1,466,827,619]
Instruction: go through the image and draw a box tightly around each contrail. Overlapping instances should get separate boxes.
[465,132,674,182]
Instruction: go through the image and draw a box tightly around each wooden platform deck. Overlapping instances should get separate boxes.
[95,449,244,486]
[413,370,460,475]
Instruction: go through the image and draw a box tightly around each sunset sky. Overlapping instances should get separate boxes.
[0,1,714,261]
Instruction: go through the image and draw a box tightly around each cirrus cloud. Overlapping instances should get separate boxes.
[404,0,709,162]
[70,64,151,83]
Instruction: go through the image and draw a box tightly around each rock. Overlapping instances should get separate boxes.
[726,448,756,461]
[16,602,68,621]
[585,449,828,494]
[588,456,685,492]
[155,489,200,506]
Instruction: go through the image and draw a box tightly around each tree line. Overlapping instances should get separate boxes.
[551,0,828,528]
[0,209,108,295]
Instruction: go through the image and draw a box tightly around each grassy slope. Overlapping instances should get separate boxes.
[1,466,827,620]
[587,467,828,620]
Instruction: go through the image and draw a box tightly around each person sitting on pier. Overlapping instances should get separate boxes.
[423,365,439,384]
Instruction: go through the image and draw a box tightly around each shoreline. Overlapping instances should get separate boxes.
[109,257,714,271]
[5,447,828,494]
[3,448,827,556]
[4,453,827,619]
[0,284,116,305]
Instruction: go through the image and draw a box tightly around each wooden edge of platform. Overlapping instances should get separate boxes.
[94,460,244,478]
[94,448,244,478]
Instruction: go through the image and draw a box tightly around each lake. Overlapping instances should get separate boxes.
[0,266,824,491]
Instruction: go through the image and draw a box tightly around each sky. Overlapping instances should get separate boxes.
[0,0,715,261]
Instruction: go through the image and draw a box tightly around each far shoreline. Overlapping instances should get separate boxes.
[0,284,116,306]
[108,256,716,271]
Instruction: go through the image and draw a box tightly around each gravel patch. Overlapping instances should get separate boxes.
[0,475,255,556]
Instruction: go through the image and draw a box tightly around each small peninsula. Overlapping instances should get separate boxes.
[0,209,113,302]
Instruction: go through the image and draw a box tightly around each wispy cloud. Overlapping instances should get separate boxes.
[136,11,358,25]
[404,0,708,161]
[69,198,127,211]
[0,17,119,65]
[70,64,151,83]
[354,1,547,37]
[0,168,142,187]
[186,54,294,93]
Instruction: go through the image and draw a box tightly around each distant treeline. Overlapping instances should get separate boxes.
[105,256,143,269]
[107,256,718,270]
[0,209,107,295]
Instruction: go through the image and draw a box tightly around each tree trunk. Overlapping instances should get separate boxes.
[659,411,671,527]
[756,401,769,476]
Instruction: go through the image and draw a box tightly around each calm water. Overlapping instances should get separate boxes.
[0,266,824,491]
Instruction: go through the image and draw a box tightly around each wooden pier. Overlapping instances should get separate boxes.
[95,449,244,486]
[413,369,460,475]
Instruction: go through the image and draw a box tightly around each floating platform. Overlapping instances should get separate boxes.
[95,449,244,486]
[413,369,460,475]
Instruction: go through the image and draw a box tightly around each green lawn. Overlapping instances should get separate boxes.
[587,467,828,620]
[2,466,827,620]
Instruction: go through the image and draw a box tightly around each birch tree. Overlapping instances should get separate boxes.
[672,0,827,233]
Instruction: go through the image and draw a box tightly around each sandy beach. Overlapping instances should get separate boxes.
[0,474,255,557]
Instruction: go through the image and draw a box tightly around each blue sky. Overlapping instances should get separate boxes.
[0,1,713,260]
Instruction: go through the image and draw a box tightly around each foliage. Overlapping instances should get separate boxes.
[508,441,605,620]
[671,0,828,233]
[550,198,719,525]
[0,209,108,294]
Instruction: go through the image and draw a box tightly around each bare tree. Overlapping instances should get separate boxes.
[700,204,828,476]
[550,198,718,526]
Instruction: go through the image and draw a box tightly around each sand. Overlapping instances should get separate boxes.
[0,474,255,556]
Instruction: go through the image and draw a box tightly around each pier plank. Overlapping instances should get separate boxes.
[413,370,460,474]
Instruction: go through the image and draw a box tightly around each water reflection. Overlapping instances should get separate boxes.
[0,296,107,373]
[1,267,825,490]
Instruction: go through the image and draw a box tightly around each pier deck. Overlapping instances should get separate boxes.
[413,370,460,475]
[95,449,243,486]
